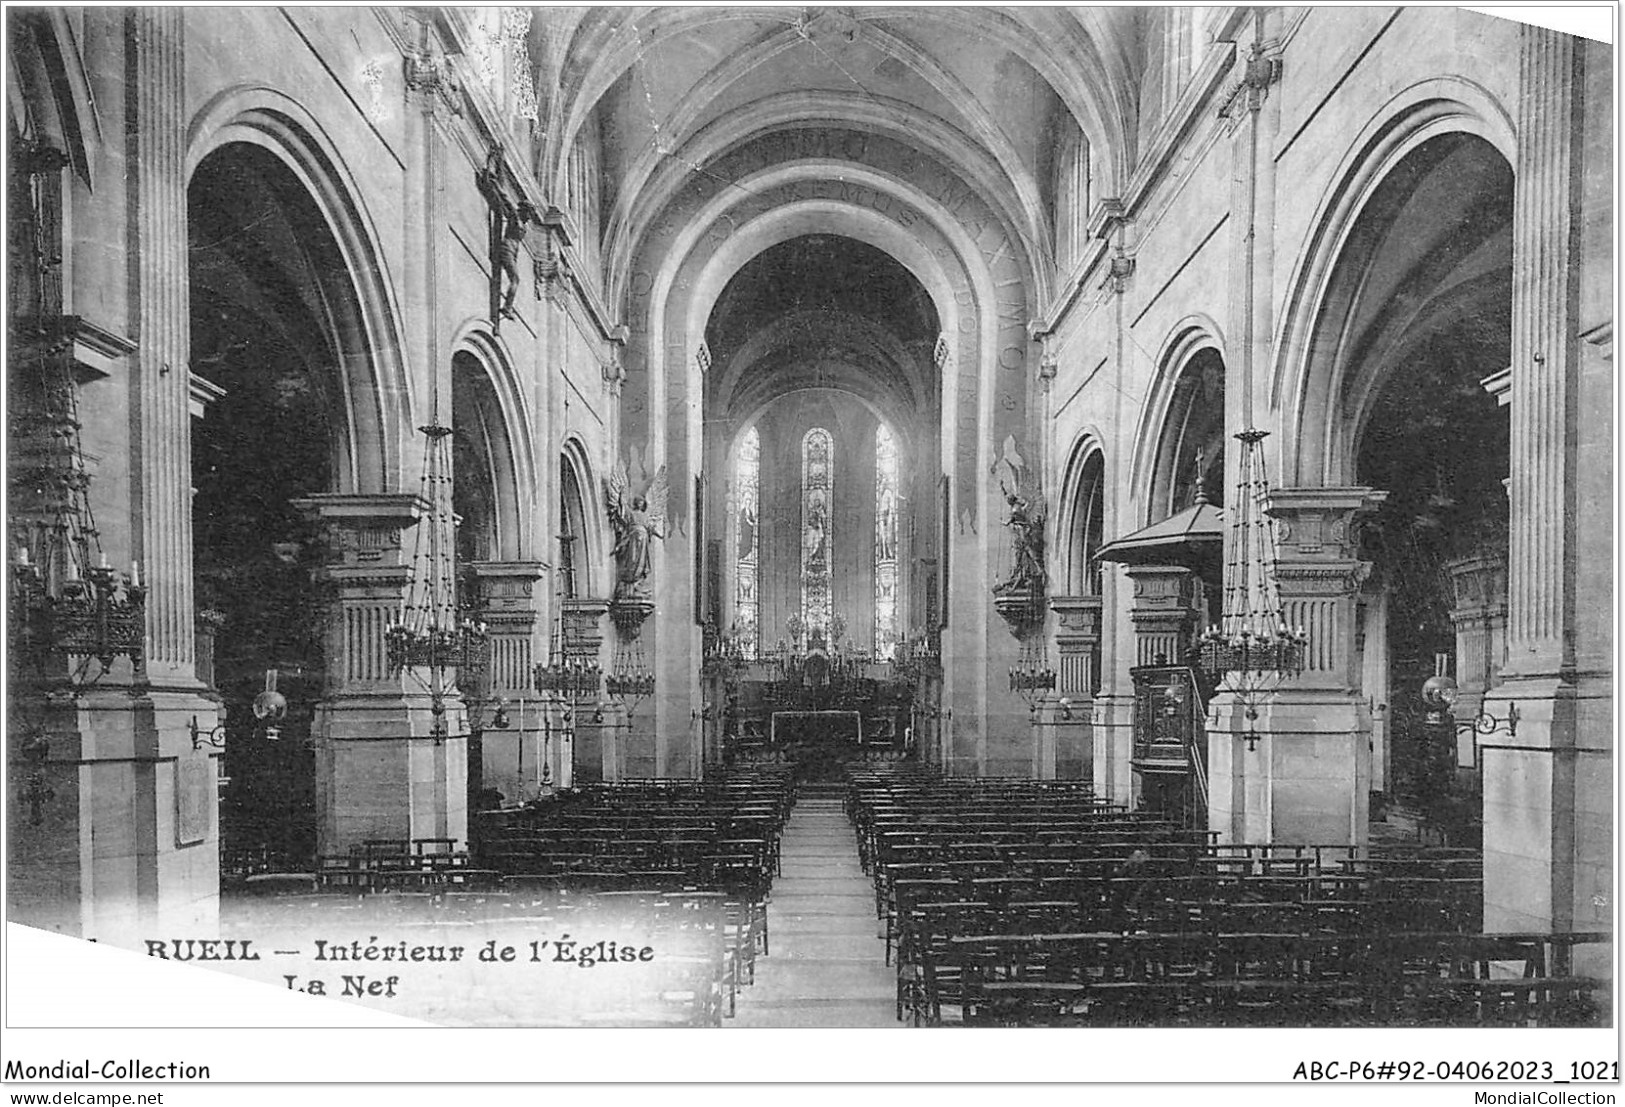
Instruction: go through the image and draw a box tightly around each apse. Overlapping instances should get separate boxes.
[702,234,941,661]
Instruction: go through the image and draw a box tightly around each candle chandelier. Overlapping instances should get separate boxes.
[1195,428,1307,744]
[10,318,145,686]
[892,630,941,685]
[385,421,488,740]
[535,550,601,700]
[606,604,655,711]
[1009,635,1057,711]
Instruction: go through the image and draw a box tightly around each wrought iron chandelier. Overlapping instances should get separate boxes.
[385,422,488,740]
[10,318,145,685]
[1194,428,1307,744]
[606,602,654,711]
[1009,636,1057,711]
[535,554,600,700]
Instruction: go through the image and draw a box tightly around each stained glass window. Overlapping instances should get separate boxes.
[801,428,834,636]
[733,426,760,659]
[874,424,899,659]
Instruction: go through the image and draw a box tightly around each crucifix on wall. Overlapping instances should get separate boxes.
[475,148,539,328]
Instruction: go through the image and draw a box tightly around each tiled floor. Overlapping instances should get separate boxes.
[730,796,902,1028]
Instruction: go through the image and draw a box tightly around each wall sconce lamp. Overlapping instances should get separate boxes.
[252,668,288,740]
[1421,673,1518,738]
[189,715,228,750]
[1059,697,1073,721]
[193,670,292,749]
[592,706,605,724]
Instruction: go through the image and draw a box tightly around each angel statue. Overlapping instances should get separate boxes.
[991,436,1047,596]
[605,459,669,602]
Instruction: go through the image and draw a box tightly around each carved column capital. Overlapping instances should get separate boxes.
[292,493,428,570]
[602,349,626,396]
[1265,486,1387,562]
[1265,488,1386,689]
[562,597,611,658]
[403,49,462,115]
[1218,41,1283,119]
[1049,594,1103,642]
[465,560,547,622]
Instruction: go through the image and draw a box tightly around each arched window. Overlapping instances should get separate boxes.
[1073,451,1105,597]
[733,426,760,659]
[801,427,834,635]
[873,424,899,659]
[560,456,588,599]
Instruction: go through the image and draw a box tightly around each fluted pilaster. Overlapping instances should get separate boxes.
[1266,487,1385,691]
[294,494,426,695]
[128,8,193,678]
[1050,594,1103,696]
[467,561,547,694]
[1506,25,1580,674]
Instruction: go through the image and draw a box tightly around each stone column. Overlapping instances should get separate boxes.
[466,561,546,804]
[1208,487,1382,847]
[295,493,469,853]
[1050,595,1101,782]
[1483,25,1596,939]
[11,9,221,946]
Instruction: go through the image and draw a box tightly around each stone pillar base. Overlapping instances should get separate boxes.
[1479,675,1609,953]
[1091,693,1136,805]
[984,704,1032,777]
[1206,690,1370,850]
[7,685,220,946]
[314,696,469,853]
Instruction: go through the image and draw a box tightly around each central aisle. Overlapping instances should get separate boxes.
[730,794,901,1028]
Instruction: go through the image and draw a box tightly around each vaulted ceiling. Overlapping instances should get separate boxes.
[526,6,1146,301]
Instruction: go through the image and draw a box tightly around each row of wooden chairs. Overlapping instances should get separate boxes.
[469,770,796,1019]
[919,930,1606,1027]
[843,765,1593,1028]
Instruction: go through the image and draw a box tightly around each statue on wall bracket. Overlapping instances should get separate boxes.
[605,454,669,635]
[991,435,1047,635]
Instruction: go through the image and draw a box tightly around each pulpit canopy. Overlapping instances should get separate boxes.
[1095,500,1224,578]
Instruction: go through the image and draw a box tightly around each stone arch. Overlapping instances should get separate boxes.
[560,435,606,599]
[621,122,1039,774]
[1057,434,1108,596]
[186,86,411,493]
[606,91,1046,302]
[715,310,931,430]
[1271,79,1517,486]
[1130,316,1227,523]
[6,10,99,183]
[449,326,532,564]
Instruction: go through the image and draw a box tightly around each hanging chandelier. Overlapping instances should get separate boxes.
[535,554,601,700]
[1009,635,1057,711]
[1194,428,1306,741]
[385,422,488,740]
[605,621,655,710]
[10,319,145,685]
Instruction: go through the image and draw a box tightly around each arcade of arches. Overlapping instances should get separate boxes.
[6,7,1613,1021]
